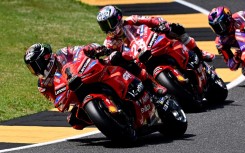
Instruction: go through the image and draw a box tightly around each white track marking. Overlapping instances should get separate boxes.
[0,130,100,153]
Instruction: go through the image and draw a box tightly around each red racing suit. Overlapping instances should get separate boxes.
[37,45,98,130]
[214,11,245,72]
[103,15,200,56]
[38,46,83,104]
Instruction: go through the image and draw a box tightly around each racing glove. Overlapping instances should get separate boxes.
[163,23,187,39]
[83,43,110,59]
[169,23,186,36]
[152,21,170,33]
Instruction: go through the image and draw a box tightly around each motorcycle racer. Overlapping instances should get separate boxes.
[24,43,107,130]
[96,5,215,65]
[23,42,168,130]
[208,6,245,75]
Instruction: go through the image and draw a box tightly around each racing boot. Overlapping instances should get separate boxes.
[137,69,167,96]
[180,34,215,62]
[67,105,92,130]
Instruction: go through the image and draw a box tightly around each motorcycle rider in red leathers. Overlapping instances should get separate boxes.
[208,6,245,75]
[24,43,113,130]
[96,6,215,70]
[23,42,168,130]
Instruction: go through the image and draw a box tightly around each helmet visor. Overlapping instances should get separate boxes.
[26,57,47,78]
[99,17,121,33]
[210,20,230,35]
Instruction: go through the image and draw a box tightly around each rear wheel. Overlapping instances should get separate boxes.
[84,99,137,142]
[206,77,228,103]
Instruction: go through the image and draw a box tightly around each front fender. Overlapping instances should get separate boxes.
[81,94,118,114]
[153,66,186,83]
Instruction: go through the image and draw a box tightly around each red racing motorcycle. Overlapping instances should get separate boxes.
[53,51,187,142]
[123,25,228,111]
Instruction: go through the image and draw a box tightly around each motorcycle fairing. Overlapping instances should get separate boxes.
[54,73,78,112]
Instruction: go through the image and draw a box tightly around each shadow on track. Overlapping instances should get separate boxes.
[66,100,236,148]
[205,100,238,111]
[183,99,236,114]
[67,133,195,148]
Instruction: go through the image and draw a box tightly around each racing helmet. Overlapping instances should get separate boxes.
[24,43,56,80]
[208,6,233,35]
[97,5,123,36]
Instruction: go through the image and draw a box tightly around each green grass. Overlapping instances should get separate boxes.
[0,0,105,121]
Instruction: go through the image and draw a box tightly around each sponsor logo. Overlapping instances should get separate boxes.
[162,100,169,111]
[55,86,66,95]
[141,104,151,113]
[148,33,158,47]
[54,72,62,78]
[154,35,163,44]
[140,25,144,38]
[54,95,62,105]
[123,71,131,80]
[153,67,163,75]
[79,58,91,74]
[137,93,150,104]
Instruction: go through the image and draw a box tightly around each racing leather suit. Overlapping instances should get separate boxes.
[103,15,213,61]
[37,45,98,130]
[214,11,245,74]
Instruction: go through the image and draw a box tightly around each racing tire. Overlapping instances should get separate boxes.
[157,97,188,138]
[156,71,203,111]
[84,99,137,142]
[205,77,228,103]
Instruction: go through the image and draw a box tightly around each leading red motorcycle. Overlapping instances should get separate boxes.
[53,50,187,142]
[122,25,228,111]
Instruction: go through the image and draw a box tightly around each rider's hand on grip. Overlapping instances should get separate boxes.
[98,47,112,57]
[169,23,186,36]
[83,43,106,59]
[158,21,170,32]
[152,21,170,33]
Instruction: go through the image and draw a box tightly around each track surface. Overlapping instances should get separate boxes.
[1,1,245,153]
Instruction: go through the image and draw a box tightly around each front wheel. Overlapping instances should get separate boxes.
[156,71,203,110]
[157,96,188,137]
[84,99,137,142]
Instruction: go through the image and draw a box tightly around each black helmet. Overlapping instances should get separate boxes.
[24,43,55,79]
[97,5,123,34]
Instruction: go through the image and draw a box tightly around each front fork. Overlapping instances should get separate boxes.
[82,94,135,128]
